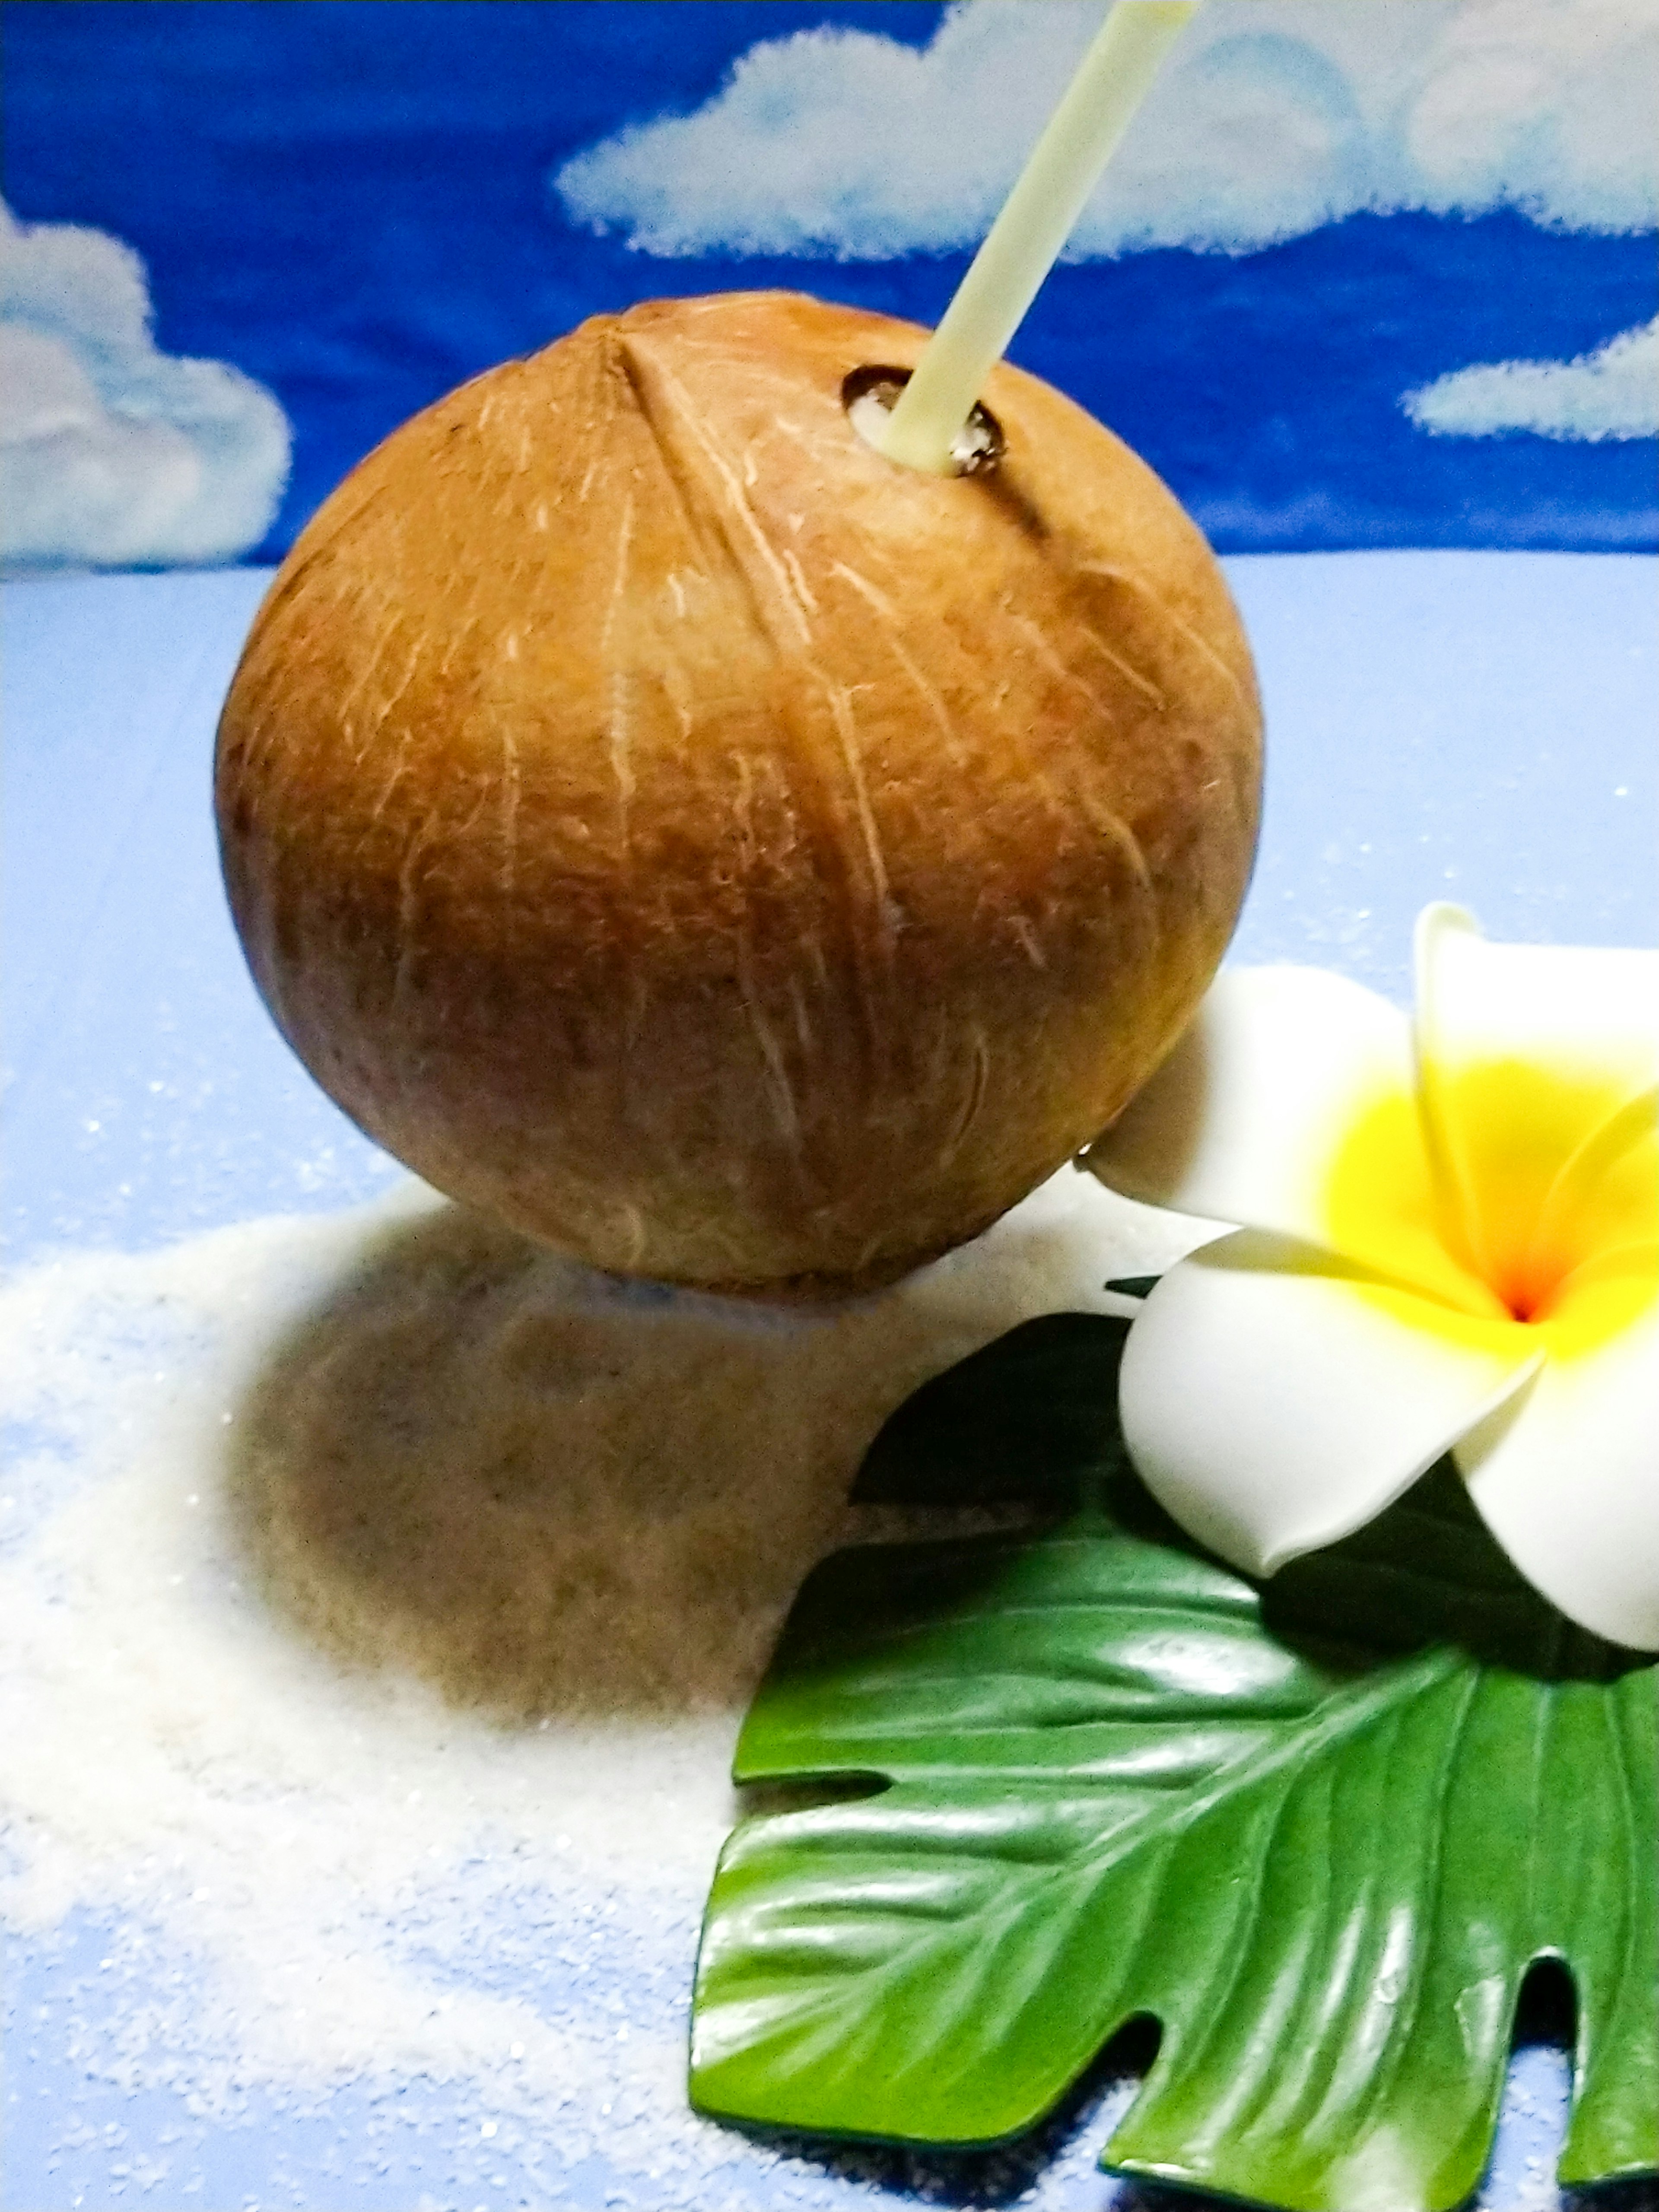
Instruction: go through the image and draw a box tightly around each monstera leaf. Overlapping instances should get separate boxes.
[690,1315,1658,2212]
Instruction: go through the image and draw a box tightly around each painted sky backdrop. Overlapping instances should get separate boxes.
[2,0,1655,570]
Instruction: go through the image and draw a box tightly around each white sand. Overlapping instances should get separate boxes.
[3,1168,1203,2206]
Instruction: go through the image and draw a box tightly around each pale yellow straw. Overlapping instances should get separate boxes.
[870,0,1200,474]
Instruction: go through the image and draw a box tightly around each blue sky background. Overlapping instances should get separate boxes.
[2,0,1655,563]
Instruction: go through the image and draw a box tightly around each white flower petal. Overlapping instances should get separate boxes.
[1415,904,1659,1099]
[1414,904,1659,1297]
[1084,967,1414,1249]
[1458,1298,1659,1650]
[1121,1232,1542,1579]
[1087,963,1492,1314]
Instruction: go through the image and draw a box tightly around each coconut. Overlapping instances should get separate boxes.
[215,291,1261,1297]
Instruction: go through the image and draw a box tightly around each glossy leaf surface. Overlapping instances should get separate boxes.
[691,1316,1658,2211]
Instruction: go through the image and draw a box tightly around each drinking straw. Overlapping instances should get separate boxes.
[871,0,1200,474]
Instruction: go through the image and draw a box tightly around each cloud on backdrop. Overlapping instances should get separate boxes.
[0,202,291,573]
[1405,315,1659,440]
[557,0,1657,261]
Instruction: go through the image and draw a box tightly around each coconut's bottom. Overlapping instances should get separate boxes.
[658,1205,1017,1306]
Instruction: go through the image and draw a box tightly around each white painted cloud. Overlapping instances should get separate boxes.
[1,202,291,572]
[554,0,1659,260]
[1403,316,1659,439]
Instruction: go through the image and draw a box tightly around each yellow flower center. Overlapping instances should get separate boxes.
[1323,1062,1659,1361]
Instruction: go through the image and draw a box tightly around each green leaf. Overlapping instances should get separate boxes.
[691,1320,1658,2212]
[849,1311,1138,1511]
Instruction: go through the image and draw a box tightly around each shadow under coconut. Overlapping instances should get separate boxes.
[224,1191,1100,1720]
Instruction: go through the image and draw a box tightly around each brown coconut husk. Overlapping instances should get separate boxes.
[216,290,1261,1297]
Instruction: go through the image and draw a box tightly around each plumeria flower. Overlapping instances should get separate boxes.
[1084,905,1658,1650]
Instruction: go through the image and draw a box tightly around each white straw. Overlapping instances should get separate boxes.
[872,0,1200,475]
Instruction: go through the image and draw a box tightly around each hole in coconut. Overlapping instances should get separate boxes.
[842,364,1004,477]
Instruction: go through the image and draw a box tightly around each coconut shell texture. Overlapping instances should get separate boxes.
[216,292,1261,1296]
